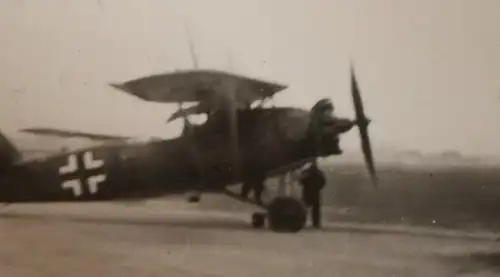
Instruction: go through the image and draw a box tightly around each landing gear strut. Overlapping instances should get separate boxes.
[225,172,308,233]
[247,170,308,232]
[250,196,307,233]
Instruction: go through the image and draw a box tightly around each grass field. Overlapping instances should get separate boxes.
[321,164,500,232]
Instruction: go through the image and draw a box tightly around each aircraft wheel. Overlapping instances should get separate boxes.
[251,212,266,228]
[267,196,307,233]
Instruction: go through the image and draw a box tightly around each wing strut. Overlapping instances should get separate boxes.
[181,22,207,202]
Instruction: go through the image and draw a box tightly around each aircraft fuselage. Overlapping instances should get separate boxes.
[0,107,346,203]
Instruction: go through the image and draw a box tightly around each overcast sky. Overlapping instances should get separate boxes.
[0,0,499,156]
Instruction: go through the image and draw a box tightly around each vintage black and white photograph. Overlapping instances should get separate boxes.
[0,1,499,276]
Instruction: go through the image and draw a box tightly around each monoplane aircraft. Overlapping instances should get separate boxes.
[1,66,377,232]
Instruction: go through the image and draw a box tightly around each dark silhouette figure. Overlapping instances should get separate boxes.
[299,162,326,228]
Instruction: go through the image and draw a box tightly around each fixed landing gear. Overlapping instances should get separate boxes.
[268,197,307,232]
[250,196,307,233]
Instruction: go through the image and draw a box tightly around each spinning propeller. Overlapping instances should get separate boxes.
[350,65,378,187]
[309,65,378,187]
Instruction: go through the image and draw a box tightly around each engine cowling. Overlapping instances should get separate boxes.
[307,98,355,156]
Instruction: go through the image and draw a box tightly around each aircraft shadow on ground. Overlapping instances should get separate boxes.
[1,211,497,241]
[0,211,255,232]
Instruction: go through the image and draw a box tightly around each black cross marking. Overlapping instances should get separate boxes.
[59,151,107,197]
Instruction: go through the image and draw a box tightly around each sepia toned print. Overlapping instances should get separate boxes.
[0,1,499,276]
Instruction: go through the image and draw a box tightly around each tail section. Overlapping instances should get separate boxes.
[0,130,21,169]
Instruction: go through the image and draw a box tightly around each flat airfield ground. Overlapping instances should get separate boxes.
[0,200,499,277]
[1,164,500,277]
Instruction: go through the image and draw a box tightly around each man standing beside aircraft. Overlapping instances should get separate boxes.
[299,161,326,229]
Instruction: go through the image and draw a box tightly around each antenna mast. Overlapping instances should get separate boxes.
[184,20,199,69]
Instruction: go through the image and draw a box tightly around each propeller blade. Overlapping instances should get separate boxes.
[350,65,378,186]
[350,65,368,126]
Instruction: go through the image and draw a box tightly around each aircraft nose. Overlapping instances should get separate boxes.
[333,117,356,134]
[355,116,371,128]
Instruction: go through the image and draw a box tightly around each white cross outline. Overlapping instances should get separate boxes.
[59,151,107,197]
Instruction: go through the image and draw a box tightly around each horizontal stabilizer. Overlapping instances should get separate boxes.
[20,128,132,141]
